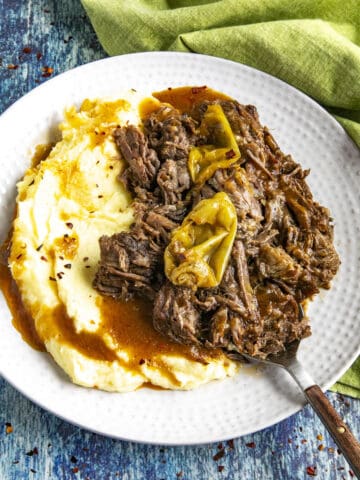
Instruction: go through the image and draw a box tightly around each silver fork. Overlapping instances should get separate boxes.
[236,340,360,477]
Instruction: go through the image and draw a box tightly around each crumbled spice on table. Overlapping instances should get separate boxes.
[42,66,54,78]
[213,450,225,461]
[227,439,234,450]
[5,422,13,434]
[306,466,317,476]
[245,442,256,448]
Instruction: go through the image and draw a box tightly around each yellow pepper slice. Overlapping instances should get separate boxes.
[188,104,240,185]
[164,192,237,289]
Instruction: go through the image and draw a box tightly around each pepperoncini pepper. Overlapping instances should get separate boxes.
[164,192,237,289]
[188,104,240,185]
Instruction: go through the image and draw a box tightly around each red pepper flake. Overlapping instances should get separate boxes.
[5,423,13,434]
[43,8,50,12]
[64,264,72,269]
[176,472,183,478]
[306,466,317,476]
[33,447,38,455]
[65,222,74,229]
[349,470,354,477]
[245,442,256,448]
[213,450,225,461]
[217,443,223,450]
[36,52,42,61]
[317,444,324,451]
[218,466,224,472]
[191,86,207,94]
[337,449,342,455]
[338,467,345,471]
[57,272,64,279]
[70,455,77,463]
[26,449,35,456]
[139,359,145,365]
[225,149,236,159]
[98,195,103,198]
[49,276,56,281]
[301,439,307,444]
[23,47,32,54]
[40,256,48,262]
[42,66,54,78]
[16,254,22,260]
[288,438,292,444]
[227,439,234,450]
[109,165,114,170]
[7,64,19,70]
[85,265,91,269]
[72,467,79,473]
[36,244,43,251]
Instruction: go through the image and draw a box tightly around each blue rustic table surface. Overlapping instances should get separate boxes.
[0,1,359,479]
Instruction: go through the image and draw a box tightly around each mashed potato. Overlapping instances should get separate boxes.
[9,92,238,392]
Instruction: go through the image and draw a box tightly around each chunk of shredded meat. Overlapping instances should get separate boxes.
[94,95,339,359]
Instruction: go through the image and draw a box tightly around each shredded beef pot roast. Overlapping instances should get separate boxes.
[94,89,339,359]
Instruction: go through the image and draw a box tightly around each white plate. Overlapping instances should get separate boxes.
[0,52,359,445]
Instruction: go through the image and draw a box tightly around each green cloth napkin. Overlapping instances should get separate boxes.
[81,0,360,397]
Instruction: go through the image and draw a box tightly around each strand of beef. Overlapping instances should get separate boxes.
[94,98,339,359]
[94,107,195,300]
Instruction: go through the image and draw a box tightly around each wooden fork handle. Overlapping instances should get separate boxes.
[305,385,360,477]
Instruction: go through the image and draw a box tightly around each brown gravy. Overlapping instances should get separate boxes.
[151,86,232,115]
[0,262,44,351]
[0,257,221,368]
